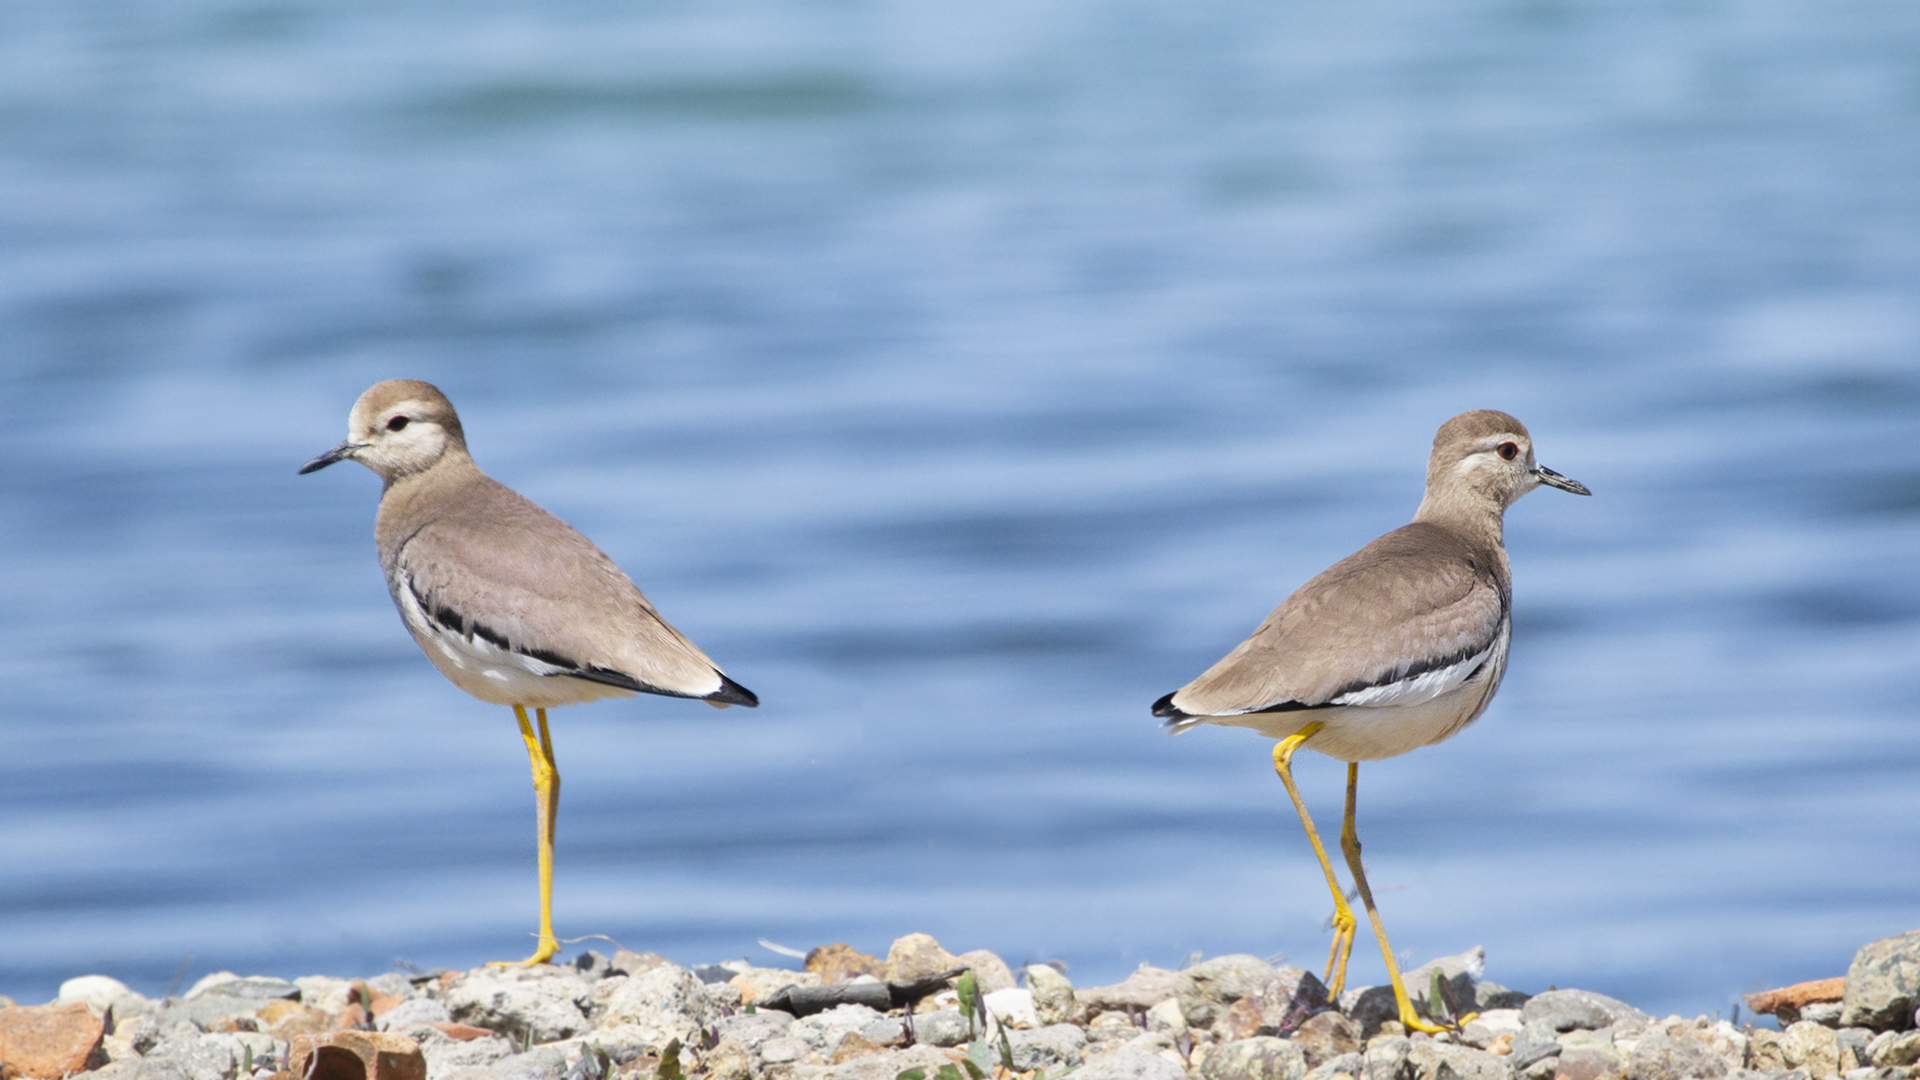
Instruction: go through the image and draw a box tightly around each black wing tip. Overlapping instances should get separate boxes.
[1152,692,1190,721]
[706,672,759,708]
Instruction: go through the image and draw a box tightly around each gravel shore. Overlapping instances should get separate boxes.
[3,929,1915,1080]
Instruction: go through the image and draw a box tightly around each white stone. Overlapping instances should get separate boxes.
[183,973,244,999]
[598,964,719,1049]
[1026,965,1077,1027]
[985,988,1039,1031]
[293,976,354,1015]
[59,975,148,1019]
[1146,999,1187,1036]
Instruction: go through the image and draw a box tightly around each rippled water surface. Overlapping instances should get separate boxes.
[3,0,1918,1017]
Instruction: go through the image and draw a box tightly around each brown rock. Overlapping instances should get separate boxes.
[1212,969,1330,1042]
[0,1001,106,1079]
[429,1023,494,1042]
[258,1001,332,1037]
[1777,1021,1842,1079]
[1077,967,1185,1018]
[283,1031,427,1080]
[1745,1030,1787,1073]
[830,1032,887,1063]
[1289,1011,1358,1067]
[886,933,960,982]
[333,1003,371,1031]
[807,944,885,986]
[347,982,407,1019]
[206,1016,261,1033]
[956,951,1016,995]
[1744,977,1846,1022]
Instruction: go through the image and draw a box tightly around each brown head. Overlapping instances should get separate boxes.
[1413,409,1589,527]
[298,379,471,484]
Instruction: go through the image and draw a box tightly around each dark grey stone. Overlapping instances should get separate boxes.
[1508,1024,1564,1072]
[1842,930,1920,1032]
[1472,981,1529,1011]
[1520,989,1649,1033]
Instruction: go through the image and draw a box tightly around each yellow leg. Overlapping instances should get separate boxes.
[1271,724,1357,999]
[1339,763,1448,1034]
[491,705,560,966]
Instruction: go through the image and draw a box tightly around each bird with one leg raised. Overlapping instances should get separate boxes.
[301,379,757,966]
[1153,409,1587,1033]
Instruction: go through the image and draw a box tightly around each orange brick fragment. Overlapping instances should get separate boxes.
[1744,976,1847,1016]
[281,1031,426,1080]
[0,1001,106,1080]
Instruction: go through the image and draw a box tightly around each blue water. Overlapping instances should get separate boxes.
[3,0,1918,1020]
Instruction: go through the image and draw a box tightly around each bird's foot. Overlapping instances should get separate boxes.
[486,935,559,967]
[1398,1009,1452,1035]
[1322,907,1357,999]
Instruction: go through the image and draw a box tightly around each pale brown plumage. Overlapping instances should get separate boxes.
[301,378,754,966]
[1154,409,1586,761]
[302,378,755,711]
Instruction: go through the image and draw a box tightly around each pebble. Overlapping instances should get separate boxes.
[1179,956,1277,1030]
[0,1001,107,1079]
[883,934,958,982]
[1025,965,1076,1026]
[1078,967,1185,1018]
[1405,1040,1506,1080]
[15,930,1920,1080]
[1006,1023,1088,1069]
[1843,930,1920,1033]
[956,951,1017,996]
[1521,988,1651,1034]
[902,1008,969,1047]
[984,988,1038,1031]
[1203,1037,1307,1080]
[1077,1049,1190,1080]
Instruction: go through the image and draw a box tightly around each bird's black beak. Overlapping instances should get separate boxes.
[1533,464,1591,496]
[299,441,364,475]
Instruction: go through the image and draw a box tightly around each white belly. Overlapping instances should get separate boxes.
[1211,638,1509,762]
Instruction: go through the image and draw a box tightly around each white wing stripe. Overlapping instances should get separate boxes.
[1328,636,1500,709]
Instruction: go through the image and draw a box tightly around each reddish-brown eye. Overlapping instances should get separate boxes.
[387,415,410,432]
[1497,441,1518,461]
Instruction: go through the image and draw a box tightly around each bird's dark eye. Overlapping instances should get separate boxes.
[387,415,411,432]
[1497,441,1518,461]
